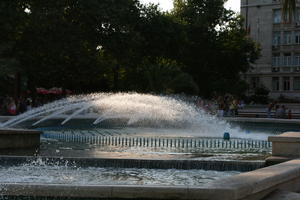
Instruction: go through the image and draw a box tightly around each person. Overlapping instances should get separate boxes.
[275,105,280,118]
[288,109,292,119]
[223,97,230,117]
[217,101,225,117]
[238,100,245,109]
[279,105,286,119]
[7,99,17,116]
[266,102,274,118]
[196,99,204,108]
[26,99,33,111]
[18,98,27,113]
[233,99,239,116]
[229,99,238,117]
[0,96,5,115]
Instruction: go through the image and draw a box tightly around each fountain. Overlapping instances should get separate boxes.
[0,93,272,159]
[0,93,281,200]
[1,93,270,139]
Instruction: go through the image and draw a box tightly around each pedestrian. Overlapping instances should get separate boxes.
[217,101,225,117]
[288,109,292,119]
[26,99,33,111]
[233,99,239,116]
[18,98,27,113]
[266,102,274,118]
[279,105,286,119]
[229,99,238,117]
[275,105,280,118]
[7,98,17,116]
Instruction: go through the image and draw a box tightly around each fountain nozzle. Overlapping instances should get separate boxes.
[223,132,230,140]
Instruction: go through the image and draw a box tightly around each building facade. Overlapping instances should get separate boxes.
[241,0,300,99]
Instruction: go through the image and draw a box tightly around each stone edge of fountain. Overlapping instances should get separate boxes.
[0,155,300,200]
[266,132,300,166]
[0,128,41,150]
[0,159,300,200]
[0,156,266,171]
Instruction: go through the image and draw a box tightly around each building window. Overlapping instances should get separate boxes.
[272,77,280,91]
[283,53,292,66]
[272,54,281,66]
[273,9,281,23]
[296,8,300,22]
[295,31,300,44]
[283,32,292,44]
[250,77,259,89]
[273,32,281,46]
[294,77,300,90]
[283,77,290,91]
[295,53,300,65]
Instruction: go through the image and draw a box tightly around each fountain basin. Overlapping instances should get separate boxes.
[0,156,265,171]
[266,132,300,166]
[269,132,300,157]
[1,158,300,200]
[0,128,41,150]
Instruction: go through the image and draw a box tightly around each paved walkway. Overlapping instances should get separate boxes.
[225,117,300,124]
[237,104,300,119]
[263,190,300,200]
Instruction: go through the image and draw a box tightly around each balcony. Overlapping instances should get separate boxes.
[272,67,280,72]
[273,22,300,30]
[272,43,300,51]
[293,66,300,72]
[271,66,300,73]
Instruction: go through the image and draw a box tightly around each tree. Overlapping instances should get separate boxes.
[15,0,143,93]
[108,3,192,93]
[0,1,29,98]
[122,57,198,94]
[171,0,260,97]
[0,0,260,98]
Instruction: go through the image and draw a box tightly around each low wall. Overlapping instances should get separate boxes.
[0,116,13,123]
[0,156,265,171]
[210,159,300,200]
[1,158,300,200]
[0,128,42,149]
[269,132,300,157]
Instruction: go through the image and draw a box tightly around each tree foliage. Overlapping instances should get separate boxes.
[172,0,260,97]
[0,0,260,97]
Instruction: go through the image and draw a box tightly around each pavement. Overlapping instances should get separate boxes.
[237,104,300,119]
[241,103,300,112]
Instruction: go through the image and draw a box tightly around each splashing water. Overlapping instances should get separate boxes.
[0,93,269,140]
[0,158,239,186]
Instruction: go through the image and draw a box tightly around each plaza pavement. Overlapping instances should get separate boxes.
[238,104,300,119]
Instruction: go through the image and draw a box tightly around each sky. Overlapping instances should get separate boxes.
[140,0,240,13]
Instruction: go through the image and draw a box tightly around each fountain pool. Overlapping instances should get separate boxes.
[0,93,272,140]
[0,93,290,200]
[0,93,275,160]
[0,157,241,186]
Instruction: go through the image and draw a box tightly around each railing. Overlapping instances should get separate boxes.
[42,133,272,150]
[271,66,300,73]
